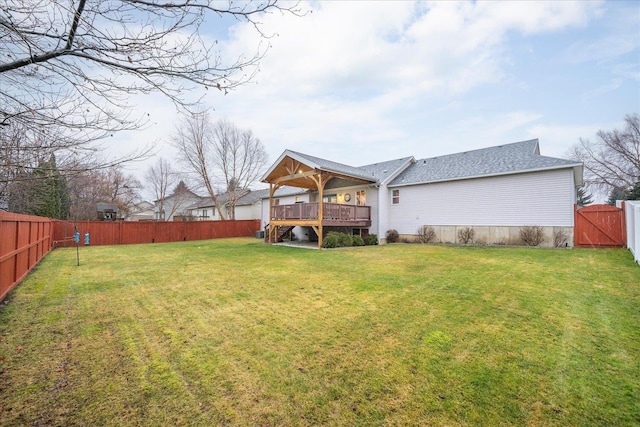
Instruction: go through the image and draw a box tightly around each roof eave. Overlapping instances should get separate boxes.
[388,163,584,188]
[261,150,323,183]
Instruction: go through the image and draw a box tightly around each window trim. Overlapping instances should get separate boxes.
[392,189,400,205]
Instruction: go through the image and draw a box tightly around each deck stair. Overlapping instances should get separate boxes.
[264,225,295,243]
[276,226,295,242]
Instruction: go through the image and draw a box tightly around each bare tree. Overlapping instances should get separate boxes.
[1,1,301,134]
[172,113,268,219]
[211,119,268,218]
[0,119,151,210]
[569,114,640,196]
[170,112,224,217]
[103,166,142,218]
[0,1,301,199]
[144,157,179,220]
[66,166,141,220]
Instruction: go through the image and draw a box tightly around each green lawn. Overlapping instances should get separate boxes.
[0,238,638,426]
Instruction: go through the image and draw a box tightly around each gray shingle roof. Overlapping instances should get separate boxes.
[389,139,581,186]
[357,157,415,182]
[188,188,274,209]
[286,150,378,182]
[96,202,118,211]
[237,189,270,205]
[258,186,309,199]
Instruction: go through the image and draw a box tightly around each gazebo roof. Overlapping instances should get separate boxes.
[261,150,378,189]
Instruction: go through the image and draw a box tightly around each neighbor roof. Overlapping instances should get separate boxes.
[96,202,117,211]
[187,188,279,210]
[388,139,583,187]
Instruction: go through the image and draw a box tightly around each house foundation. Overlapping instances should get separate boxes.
[396,225,574,247]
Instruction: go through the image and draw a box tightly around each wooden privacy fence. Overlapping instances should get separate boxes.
[0,211,53,302]
[52,219,261,247]
[574,203,626,247]
[1,216,260,301]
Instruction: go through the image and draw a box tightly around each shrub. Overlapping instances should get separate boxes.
[553,229,569,247]
[365,234,378,245]
[321,233,339,248]
[417,225,436,243]
[457,227,475,244]
[323,231,354,248]
[338,232,353,247]
[352,235,364,246]
[386,229,399,243]
[520,225,545,246]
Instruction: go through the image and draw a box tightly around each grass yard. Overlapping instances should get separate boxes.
[0,238,638,426]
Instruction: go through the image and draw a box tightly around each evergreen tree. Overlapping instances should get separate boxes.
[34,156,60,218]
[576,187,594,206]
[172,181,191,196]
[7,154,70,218]
[626,182,640,200]
[607,187,627,206]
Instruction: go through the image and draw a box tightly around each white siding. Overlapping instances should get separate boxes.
[388,169,576,234]
[155,194,202,221]
[234,202,261,221]
[261,198,270,228]
[365,185,380,236]
[260,193,311,227]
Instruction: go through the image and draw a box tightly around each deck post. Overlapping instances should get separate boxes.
[268,183,281,243]
[317,179,323,248]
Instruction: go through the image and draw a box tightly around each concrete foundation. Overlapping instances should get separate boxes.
[398,225,574,248]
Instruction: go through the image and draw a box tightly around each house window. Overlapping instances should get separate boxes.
[202,209,209,219]
[392,189,400,204]
[356,190,366,206]
[273,199,280,206]
[295,196,303,203]
[323,194,337,203]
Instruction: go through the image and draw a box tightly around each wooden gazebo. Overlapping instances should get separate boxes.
[262,150,376,248]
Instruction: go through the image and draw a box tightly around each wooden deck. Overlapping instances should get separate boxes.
[271,202,371,227]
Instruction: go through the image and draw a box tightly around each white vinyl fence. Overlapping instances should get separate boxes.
[624,201,640,264]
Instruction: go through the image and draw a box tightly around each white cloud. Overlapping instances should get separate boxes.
[102,0,634,200]
[212,1,604,151]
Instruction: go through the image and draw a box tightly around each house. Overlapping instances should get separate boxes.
[261,139,583,248]
[187,189,271,221]
[125,201,155,221]
[154,189,204,221]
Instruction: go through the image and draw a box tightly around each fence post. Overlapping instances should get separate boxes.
[621,201,627,246]
[573,203,578,247]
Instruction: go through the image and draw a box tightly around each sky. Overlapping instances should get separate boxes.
[110,1,640,198]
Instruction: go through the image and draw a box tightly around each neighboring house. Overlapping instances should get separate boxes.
[125,201,155,221]
[154,190,204,221]
[261,139,583,248]
[187,189,271,221]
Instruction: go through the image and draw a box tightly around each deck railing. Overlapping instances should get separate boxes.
[271,202,370,222]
